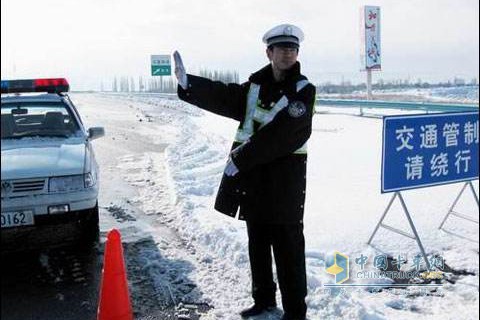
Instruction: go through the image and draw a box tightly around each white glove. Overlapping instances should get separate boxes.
[224,158,239,177]
[173,50,188,90]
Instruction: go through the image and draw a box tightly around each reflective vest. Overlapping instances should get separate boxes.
[234,80,310,154]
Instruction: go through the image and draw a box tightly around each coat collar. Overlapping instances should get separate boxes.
[249,61,305,85]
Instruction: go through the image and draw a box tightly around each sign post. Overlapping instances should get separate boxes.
[366,70,373,100]
[368,191,432,270]
[360,6,381,104]
[438,180,479,230]
[369,111,479,269]
[151,55,171,76]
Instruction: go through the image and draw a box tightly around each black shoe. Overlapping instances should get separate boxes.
[240,303,276,318]
[281,315,306,320]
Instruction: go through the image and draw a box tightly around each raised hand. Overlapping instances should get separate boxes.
[173,50,188,90]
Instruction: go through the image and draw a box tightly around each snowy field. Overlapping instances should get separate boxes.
[318,86,479,105]
[72,88,478,320]
[373,86,479,104]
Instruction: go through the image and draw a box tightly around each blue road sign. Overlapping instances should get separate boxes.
[382,112,479,193]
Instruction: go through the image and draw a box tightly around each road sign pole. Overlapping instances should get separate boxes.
[366,69,372,100]
[368,191,432,271]
[469,180,480,206]
[397,192,431,271]
[439,182,468,229]
[439,180,480,230]
[367,192,397,244]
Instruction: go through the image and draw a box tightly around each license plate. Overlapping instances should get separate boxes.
[1,210,34,228]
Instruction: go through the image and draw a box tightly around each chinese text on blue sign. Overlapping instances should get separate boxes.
[382,112,479,193]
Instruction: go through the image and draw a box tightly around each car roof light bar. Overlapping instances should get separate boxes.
[1,78,70,94]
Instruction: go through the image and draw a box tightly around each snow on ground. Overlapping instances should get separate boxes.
[73,91,478,320]
[372,86,479,104]
[319,86,479,106]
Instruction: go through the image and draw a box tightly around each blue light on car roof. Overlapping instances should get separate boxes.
[1,80,9,91]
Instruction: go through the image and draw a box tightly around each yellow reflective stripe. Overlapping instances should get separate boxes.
[296,80,309,92]
[235,129,250,142]
[257,96,289,129]
[235,84,260,142]
[292,81,310,154]
[234,80,310,154]
[293,142,308,154]
[253,106,268,122]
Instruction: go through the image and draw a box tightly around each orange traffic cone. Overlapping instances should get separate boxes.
[97,229,133,320]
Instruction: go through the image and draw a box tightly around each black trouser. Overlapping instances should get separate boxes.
[246,222,307,318]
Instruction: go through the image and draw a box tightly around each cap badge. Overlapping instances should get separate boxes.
[284,25,293,35]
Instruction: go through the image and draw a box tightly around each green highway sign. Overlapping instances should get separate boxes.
[151,65,171,76]
[151,54,171,76]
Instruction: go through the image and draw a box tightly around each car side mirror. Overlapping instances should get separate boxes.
[88,127,105,140]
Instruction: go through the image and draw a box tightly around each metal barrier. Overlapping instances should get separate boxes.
[316,98,479,113]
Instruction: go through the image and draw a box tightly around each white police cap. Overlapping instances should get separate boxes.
[262,24,304,47]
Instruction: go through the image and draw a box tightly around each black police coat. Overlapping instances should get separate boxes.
[177,62,316,224]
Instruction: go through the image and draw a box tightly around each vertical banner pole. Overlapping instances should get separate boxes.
[367,69,372,100]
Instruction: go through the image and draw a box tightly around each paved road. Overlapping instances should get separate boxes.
[1,94,210,320]
[1,245,102,320]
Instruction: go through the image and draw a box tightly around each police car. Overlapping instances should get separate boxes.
[1,78,104,248]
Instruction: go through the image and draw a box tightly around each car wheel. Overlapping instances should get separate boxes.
[81,202,100,247]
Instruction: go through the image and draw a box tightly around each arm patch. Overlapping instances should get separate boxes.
[287,101,306,118]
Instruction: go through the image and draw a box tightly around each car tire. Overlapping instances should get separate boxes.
[80,202,100,247]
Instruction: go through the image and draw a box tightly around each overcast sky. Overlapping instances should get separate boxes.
[1,0,479,90]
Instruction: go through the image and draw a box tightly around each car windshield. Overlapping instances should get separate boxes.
[1,102,82,139]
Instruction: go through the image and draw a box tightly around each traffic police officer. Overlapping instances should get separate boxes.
[174,23,315,320]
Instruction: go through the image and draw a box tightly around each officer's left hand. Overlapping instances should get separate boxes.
[224,158,239,177]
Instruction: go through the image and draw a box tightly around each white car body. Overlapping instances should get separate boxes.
[1,92,104,248]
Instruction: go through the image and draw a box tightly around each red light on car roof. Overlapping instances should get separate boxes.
[34,78,69,93]
[34,78,68,87]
